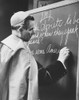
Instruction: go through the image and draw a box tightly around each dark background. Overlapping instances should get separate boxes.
[0,0,29,40]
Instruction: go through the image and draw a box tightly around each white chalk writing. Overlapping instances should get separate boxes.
[73,12,79,24]
[29,11,79,55]
[31,44,60,55]
[46,44,60,54]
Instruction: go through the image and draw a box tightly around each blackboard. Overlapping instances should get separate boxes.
[28,0,79,100]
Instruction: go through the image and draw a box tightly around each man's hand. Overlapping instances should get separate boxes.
[57,47,70,65]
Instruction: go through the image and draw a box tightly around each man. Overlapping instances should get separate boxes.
[0,11,69,100]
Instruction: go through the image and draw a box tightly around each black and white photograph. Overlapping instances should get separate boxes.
[0,0,79,100]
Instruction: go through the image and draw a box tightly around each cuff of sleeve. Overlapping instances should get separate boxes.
[57,59,67,70]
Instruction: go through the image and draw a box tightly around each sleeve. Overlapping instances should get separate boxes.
[10,49,31,82]
[37,61,67,86]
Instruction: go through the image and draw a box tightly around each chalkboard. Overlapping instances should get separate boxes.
[28,0,79,100]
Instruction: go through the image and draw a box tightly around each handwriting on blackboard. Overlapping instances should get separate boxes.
[29,11,79,46]
[31,43,60,55]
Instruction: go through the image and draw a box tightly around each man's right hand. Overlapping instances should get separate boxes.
[57,47,70,65]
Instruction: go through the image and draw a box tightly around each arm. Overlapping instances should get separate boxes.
[38,47,69,86]
[38,61,67,86]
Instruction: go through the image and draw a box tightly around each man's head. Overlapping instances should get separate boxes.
[20,15,36,41]
[10,11,36,41]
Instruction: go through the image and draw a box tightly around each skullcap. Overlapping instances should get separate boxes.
[10,11,30,27]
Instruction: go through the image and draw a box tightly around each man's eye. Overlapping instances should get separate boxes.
[29,28,33,31]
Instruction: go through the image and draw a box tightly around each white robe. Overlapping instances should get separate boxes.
[0,34,39,100]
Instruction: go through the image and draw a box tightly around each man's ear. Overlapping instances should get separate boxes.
[18,25,23,32]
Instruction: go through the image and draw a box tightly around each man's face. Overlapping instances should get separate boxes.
[21,20,36,41]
